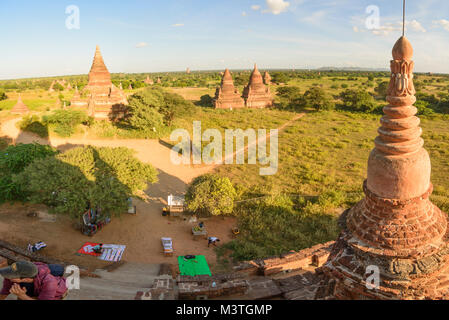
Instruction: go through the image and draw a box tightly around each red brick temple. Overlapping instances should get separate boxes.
[315,36,449,300]
[243,64,273,108]
[11,95,30,114]
[70,46,127,120]
[213,69,245,109]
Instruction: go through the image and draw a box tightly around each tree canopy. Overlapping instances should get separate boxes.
[14,146,158,217]
[185,174,237,217]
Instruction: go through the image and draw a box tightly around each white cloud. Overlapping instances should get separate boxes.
[242,11,247,16]
[264,0,290,15]
[172,23,184,27]
[135,42,149,48]
[370,20,426,36]
[251,5,261,11]
[408,20,426,33]
[353,26,359,33]
[434,19,449,31]
[302,10,326,24]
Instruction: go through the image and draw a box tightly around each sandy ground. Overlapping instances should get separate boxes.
[0,118,234,271]
[0,115,303,271]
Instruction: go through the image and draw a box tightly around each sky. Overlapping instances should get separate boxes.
[0,0,449,79]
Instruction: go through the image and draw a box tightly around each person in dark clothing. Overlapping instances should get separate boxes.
[0,261,68,300]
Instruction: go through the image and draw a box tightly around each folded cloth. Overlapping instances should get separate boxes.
[27,241,47,253]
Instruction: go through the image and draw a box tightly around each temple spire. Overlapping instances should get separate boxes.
[316,32,449,300]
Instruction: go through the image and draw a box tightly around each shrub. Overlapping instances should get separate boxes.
[223,195,339,261]
[299,87,334,111]
[185,174,237,216]
[42,110,89,137]
[276,86,302,109]
[18,115,48,138]
[0,90,7,101]
[339,89,378,113]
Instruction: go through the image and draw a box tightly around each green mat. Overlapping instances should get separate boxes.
[178,255,212,276]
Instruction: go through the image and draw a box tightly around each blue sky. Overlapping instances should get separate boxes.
[1,0,449,79]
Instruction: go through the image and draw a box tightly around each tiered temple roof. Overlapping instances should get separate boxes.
[243,64,273,108]
[70,46,127,120]
[315,36,449,300]
[11,95,30,114]
[214,69,245,109]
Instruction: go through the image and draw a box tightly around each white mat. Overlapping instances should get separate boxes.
[98,244,126,262]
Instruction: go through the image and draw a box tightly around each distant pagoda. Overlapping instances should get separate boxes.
[263,71,272,85]
[144,75,154,85]
[71,45,127,120]
[243,64,273,108]
[213,69,245,110]
[315,36,449,300]
[11,95,30,114]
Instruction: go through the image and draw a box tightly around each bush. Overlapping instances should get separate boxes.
[14,146,159,217]
[276,86,301,109]
[223,195,339,261]
[298,87,334,111]
[42,110,89,137]
[374,81,389,99]
[18,115,48,138]
[185,174,237,216]
[0,90,7,101]
[339,89,378,113]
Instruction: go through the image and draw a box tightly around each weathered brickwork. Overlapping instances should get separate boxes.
[316,37,449,300]
[214,69,245,109]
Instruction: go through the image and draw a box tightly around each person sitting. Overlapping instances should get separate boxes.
[208,237,220,247]
[198,221,205,229]
[0,261,68,300]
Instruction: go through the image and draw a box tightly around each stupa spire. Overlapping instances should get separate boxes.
[214,68,245,109]
[316,32,449,300]
[243,64,273,108]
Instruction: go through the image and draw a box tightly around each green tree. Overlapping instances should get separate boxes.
[0,144,57,203]
[0,90,7,101]
[276,86,301,109]
[299,87,334,111]
[185,174,237,217]
[14,146,158,217]
[339,89,377,113]
[126,87,195,129]
[375,81,389,98]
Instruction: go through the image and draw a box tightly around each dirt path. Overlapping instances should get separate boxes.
[0,115,305,270]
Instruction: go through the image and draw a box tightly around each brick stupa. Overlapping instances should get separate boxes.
[315,36,449,300]
[243,64,273,108]
[144,75,154,85]
[263,71,272,85]
[71,46,127,120]
[213,69,245,109]
[11,95,30,114]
